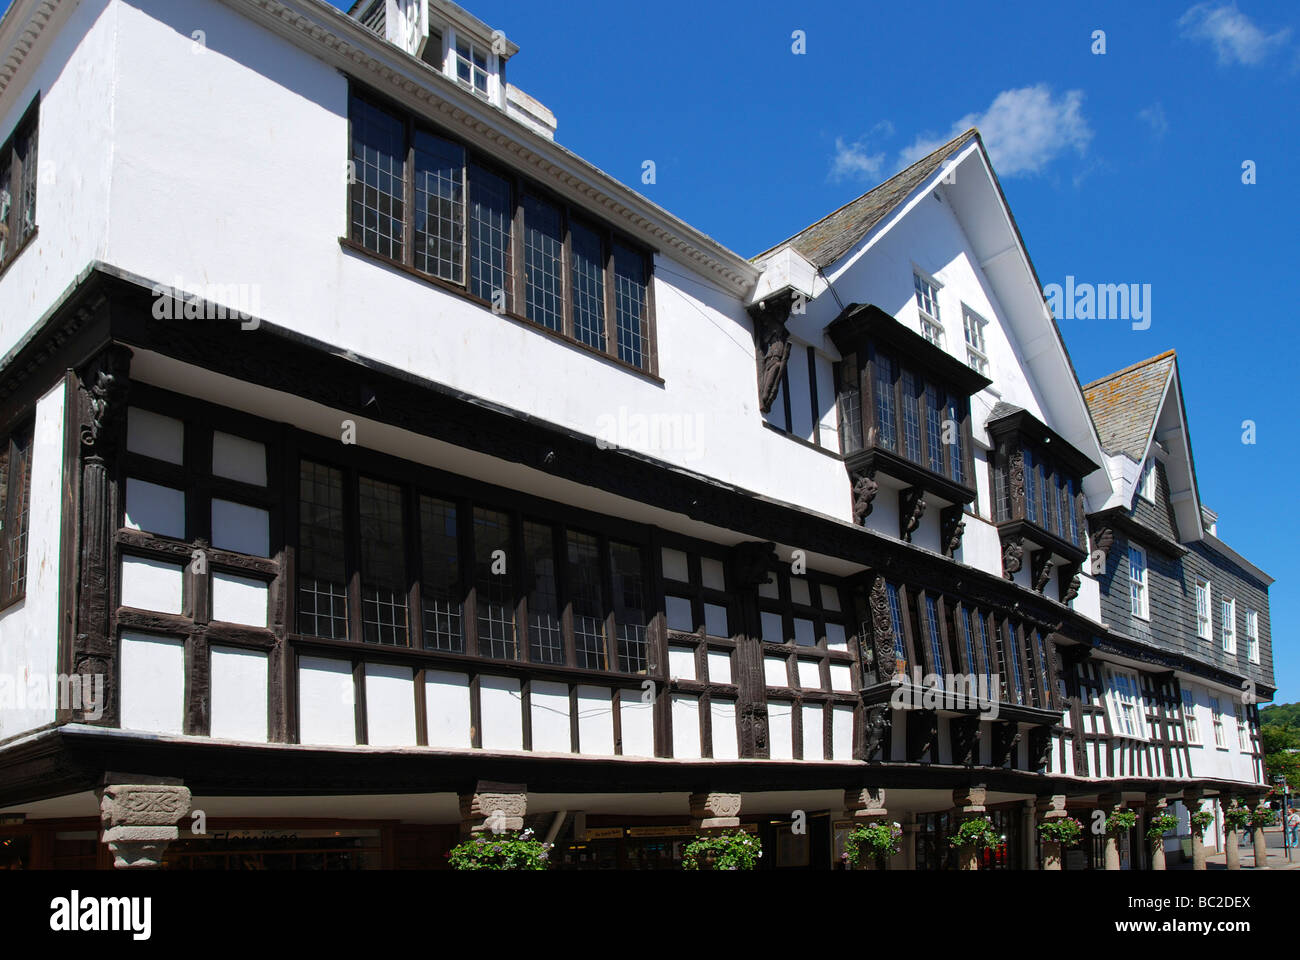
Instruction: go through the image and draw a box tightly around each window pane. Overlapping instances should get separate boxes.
[524,520,563,664]
[924,595,945,682]
[570,220,606,350]
[924,381,944,473]
[946,394,965,484]
[15,120,37,248]
[0,153,10,262]
[1004,622,1024,704]
[836,354,862,455]
[298,461,349,639]
[567,530,606,669]
[901,369,922,463]
[349,94,405,261]
[610,542,649,673]
[873,349,897,451]
[359,477,408,645]
[413,130,465,283]
[522,194,565,332]
[885,583,906,664]
[420,496,463,652]
[612,243,648,368]
[474,507,516,659]
[2,430,32,601]
[468,164,512,309]
[1024,447,1037,524]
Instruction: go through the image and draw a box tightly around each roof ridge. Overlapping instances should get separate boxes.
[752,127,980,262]
[1082,349,1177,391]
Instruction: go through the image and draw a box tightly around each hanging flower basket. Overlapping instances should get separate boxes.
[1190,810,1216,834]
[1104,809,1137,836]
[1223,806,1251,832]
[682,830,762,871]
[1249,806,1277,829]
[1147,812,1178,843]
[447,828,551,870]
[844,821,903,867]
[1037,816,1084,848]
[948,816,999,850]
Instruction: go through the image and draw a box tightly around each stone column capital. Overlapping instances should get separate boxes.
[953,784,987,814]
[844,787,887,820]
[1036,794,1069,820]
[689,792,742,829]
[459,781,528,834]
[97,783,191,869]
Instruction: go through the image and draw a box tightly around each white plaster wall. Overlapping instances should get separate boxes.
[768,700,794,760]
[424,669,471,749]
[119,631,185,734]
[575,684,613,756]
[0,380,66,740]
[0,0,118,363]
[802,703,824,760]
[98,0,850,523]
[670,693,700,759]
[710,698,738,759]
[617,694,654,758]
[119,555,183,614]
[478,674,522,751]
[298,656,355,746]
[364,661,416,746]
[529,679,571,753]
[209,645,267,741]
[1182,681,1259,784]
[211,571,268,627]
[832,704,854,760]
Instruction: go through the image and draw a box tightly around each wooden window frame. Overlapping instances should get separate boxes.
[342,82,659,378]
[0,419,35,611]
[0,95,39,278]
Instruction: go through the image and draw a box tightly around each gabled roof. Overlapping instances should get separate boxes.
[1082,351,1176,459]
[754,129,979,267]
[1083,350,1205,542]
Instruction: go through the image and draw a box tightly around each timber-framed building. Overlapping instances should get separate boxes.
[0,0,1275,870]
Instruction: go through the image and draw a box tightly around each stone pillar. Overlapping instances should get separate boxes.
[1098,792,1122,871]
[1184,788,1207,871]
[904,813,919,871]
[1145,793,1169,871]
[459,780,528,835]
[1224,795,1241,871]
[953,784,987,871]
[1252,799,1270,869]
[1022,800,1037,870]
[1037,794,1069,870]
[97,781,191,869]
[688,791,742,830]
[844,787,888,869]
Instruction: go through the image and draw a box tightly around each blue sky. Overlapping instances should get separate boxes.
[2,0,1294,698]
[332,1,1298,696]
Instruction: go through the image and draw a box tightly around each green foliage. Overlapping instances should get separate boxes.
[1147,812,1178,842]
[1224,806,1252,832]
[1104,809,1137,836]
[1260,703,1300,790]
[948,816,1000,849]
[1190,810,1216,834]
[447,829,551,870]
[681,830,762,871]
[1037,816,1084,848]
[844,821,903,865]
[1250,806,1277,828]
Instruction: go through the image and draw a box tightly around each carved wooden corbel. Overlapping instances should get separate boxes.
[950,716,982,766]
[940,504,966,557]
[850,469,878,524]
[1031,549,1055,594]
[991,721,1021,767]
[1058,562,1081,605]
[899,486,927,543]
[1027,725,1053,770]
[907,709,939,762]
[749,296,794,414]
[726,540,779,591]
[1000,533,1024,580]
[863,704,891,761]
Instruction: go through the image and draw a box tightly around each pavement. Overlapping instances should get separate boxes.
[1168,825,1300,870]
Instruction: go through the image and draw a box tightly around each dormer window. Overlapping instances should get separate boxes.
[913,270,944,347]
[1138,457,1156,501]
[455,38,491,97]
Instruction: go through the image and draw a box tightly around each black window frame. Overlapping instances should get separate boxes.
[343,83,659,377]
[0,96,39,276]
[0,420,35,610]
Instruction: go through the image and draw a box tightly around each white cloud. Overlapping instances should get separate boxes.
[1138,102,1169,139]
[898,85,1092,178]
[1178,3,1292,66]
[829,136,885,183]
